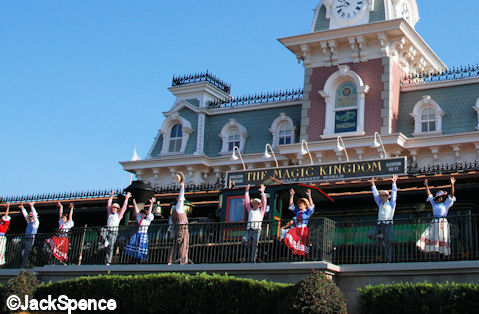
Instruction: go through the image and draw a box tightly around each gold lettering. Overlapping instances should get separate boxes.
[273,169,282,179]
[342,163,352,173]
[261,170,267,180]
[306,167,314,177]
[334,164,342,174]
[361,162,372,173]
[320,166,326,176]
[283,169,291,179]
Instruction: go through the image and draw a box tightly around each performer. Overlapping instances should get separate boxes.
[283,188,315,258]
[416,177,456,255]
[369,175,398,263]
[123,197,154,261]
[168,171,190,265]
[0,203,11,266]
[242,184,267,263]
[44,202,74,263]
[101,191,130,265]
[20,202,40,268]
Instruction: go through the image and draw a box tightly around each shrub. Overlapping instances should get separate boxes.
[289,271,347,314]
[359,281,479,314]
[34,272,293,314]
[2,271,38,313]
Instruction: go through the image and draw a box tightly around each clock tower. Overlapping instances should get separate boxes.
[279,0,445,142]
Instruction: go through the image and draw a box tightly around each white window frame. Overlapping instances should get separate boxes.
[159,113,193,155]
[168,124,183,153]
[319,65,369,138]
[219,119,248,154]
[269,113,296,147]
[410,95,444,136]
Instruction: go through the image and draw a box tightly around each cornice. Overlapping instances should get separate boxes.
[401,76,479,92]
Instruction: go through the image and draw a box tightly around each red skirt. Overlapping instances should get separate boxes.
[44,236,69,262]
[284,226,309,256]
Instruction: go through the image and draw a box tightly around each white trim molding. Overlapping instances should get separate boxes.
[319,65,369,138]
[410,95,445,136]
[159,113,194,155]
[269,113,296,147]
[218,119,248,154]
[474,97,479,130]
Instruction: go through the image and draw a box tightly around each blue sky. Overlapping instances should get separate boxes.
[1,1,478,197]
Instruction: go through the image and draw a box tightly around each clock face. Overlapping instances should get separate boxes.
[332,0,366,20]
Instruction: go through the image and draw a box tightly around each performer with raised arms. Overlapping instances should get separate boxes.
[44,202,74,264]
[168,171,190,265]
[20,201,40,268]
[417,176,456,255]
[242,184,267,263]
[0,203,11,266]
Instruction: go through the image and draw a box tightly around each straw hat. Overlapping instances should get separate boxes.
[379,190,391,198]
[434,190,448,200]
[175,171,185,183]
[297,198,310,207]
[250,198,262,205]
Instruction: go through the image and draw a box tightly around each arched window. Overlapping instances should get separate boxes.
[169,124,183,152]
[227,128,240,151]
[319,65,369,138]
[157,113,193,155]
[219,119,248,154]
[420,107,436,132]
[269,113,296,147]
[411,95,444,136]
[278,122,293,145]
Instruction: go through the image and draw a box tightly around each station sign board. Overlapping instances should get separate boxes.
[226,156,407,187]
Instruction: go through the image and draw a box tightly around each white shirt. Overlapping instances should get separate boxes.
[107,213,120,228]
[247,209,264,230]
[428,195,456,217]
[136,213,154,233]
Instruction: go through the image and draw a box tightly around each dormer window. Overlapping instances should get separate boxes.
[227,128,241,152]
[411,95,444,136]
[169,124,183,153]
[219,119,248,154]
[269,113,296,147]
[420,107,436,132]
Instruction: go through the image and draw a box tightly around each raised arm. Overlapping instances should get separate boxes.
[450,176,456,198]
[424,179,431,196]
[118,192,131,220]
[289,189,295,207]
[68,203,74,221]
[57,202,63,219]
[259,184,267,216]
[4,203,9,217]
[176,182,185,213]
[107,190,115,215]
[306,189,314,209]
[391,175,398,208]
[147,197,156,215]
[29,202,38,224]
[370,178,381,206]
[20,202,28,222]
[244,184,252,213]
[132,198,140,215]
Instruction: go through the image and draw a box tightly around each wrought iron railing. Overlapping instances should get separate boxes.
[1,215,478,268]
[401,64,479,86]
[0,218,335,268]
[208,88,303,109]
[171,71,231,95]
[407,161,479,176]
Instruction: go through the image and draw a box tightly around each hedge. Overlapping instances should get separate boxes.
[359,281,479,314]
[34,273,293,314]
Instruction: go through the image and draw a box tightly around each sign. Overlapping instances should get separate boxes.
[226,157,407,187]
[335,109,357,133]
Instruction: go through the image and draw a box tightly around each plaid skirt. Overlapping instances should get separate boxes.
[416,218,450,255]
[123,232,149,261]
[44,236,69,262]
[284,226,310,256]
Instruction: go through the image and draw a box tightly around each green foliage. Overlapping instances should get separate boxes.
[289,271,347,314]
[2,271,38,313]
[34,272,293,314]
[359,281,479,314]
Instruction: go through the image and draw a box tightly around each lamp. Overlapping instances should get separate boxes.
[264,143,279,168]
[300,140,314,165]
[336,136,349,161]
[373,132,387,159]
[231,145,246,170]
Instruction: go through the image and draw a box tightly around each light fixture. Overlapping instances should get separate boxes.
[336,136,349,161]
[300,140,314,165]
[264,143,279,168]
[373,132,387,159]
[231,145,246,170]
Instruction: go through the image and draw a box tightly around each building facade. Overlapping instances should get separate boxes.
[120,0,479,191]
